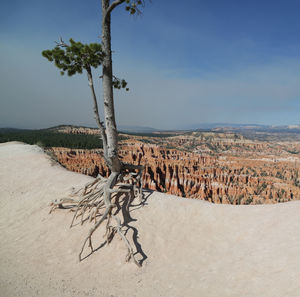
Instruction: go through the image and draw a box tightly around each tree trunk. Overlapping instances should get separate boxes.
[86,66,109,163]
[101,0,121,173]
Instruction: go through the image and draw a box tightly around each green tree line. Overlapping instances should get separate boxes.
[0,129,103,149]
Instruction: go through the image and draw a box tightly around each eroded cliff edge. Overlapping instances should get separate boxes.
[47,141,300,204]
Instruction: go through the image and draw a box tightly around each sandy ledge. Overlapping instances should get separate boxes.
[1,142,300,297]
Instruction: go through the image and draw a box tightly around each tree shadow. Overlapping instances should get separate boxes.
[113,188,153,265]
[80,240,108,261]
[79,188,154,265]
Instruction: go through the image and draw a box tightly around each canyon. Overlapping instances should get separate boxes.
[47,129,300,205]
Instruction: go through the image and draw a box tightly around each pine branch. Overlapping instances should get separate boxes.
[104,0,126,20]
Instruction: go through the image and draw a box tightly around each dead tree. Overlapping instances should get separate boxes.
[42,0,146,266]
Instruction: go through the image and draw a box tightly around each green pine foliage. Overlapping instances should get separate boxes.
[42,39,104,76]
[112,77,129,91]
[42,38,129,90]
[125,0,144,14]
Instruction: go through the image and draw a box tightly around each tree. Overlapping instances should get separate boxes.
[43,0,145,266]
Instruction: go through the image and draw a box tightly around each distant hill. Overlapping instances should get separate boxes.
[2,123,300,135]
[0,126,103,149]
[0,128,32,133]
[118,125,158,133]
[184,123,269,130]
[44,124,158,134]
[183,123,300,133]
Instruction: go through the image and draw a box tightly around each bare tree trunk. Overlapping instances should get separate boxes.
[86,67,109,163]
[101,0,121,173]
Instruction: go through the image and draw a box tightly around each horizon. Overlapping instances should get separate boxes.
[2,121,300,132]
[1,0,300,129]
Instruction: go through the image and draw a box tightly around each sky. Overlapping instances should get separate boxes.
[1,0,300,129]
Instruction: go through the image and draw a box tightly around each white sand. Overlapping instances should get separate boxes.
[1,142,300,297]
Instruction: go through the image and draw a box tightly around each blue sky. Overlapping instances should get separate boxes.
[1,0,300,129]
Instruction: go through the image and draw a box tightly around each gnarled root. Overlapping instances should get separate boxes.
[49,163,144,266]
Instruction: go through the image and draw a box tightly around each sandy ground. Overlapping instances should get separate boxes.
[1,142,300,297]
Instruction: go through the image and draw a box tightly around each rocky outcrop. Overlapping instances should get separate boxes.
[55,126,99,135]
[47,142,300,205]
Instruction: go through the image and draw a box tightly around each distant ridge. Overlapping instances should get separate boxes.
[184,123,300,133]
[184,123,270,130]
[0,127,32,132]
[2,123,300,134]
[118,125,157,133]
[48,124,158,133]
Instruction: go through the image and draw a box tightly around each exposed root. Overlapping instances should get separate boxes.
[50,164,144,266]
[113,215,141,267]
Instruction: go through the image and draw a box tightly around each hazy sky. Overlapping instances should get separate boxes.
[1,0,300,129]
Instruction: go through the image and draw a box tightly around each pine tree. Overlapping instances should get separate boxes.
[43,0,146,266]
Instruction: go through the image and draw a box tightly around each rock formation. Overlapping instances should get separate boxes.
[47,141,300,205]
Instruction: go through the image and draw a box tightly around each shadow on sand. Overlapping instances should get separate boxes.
[79,189,154,266]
